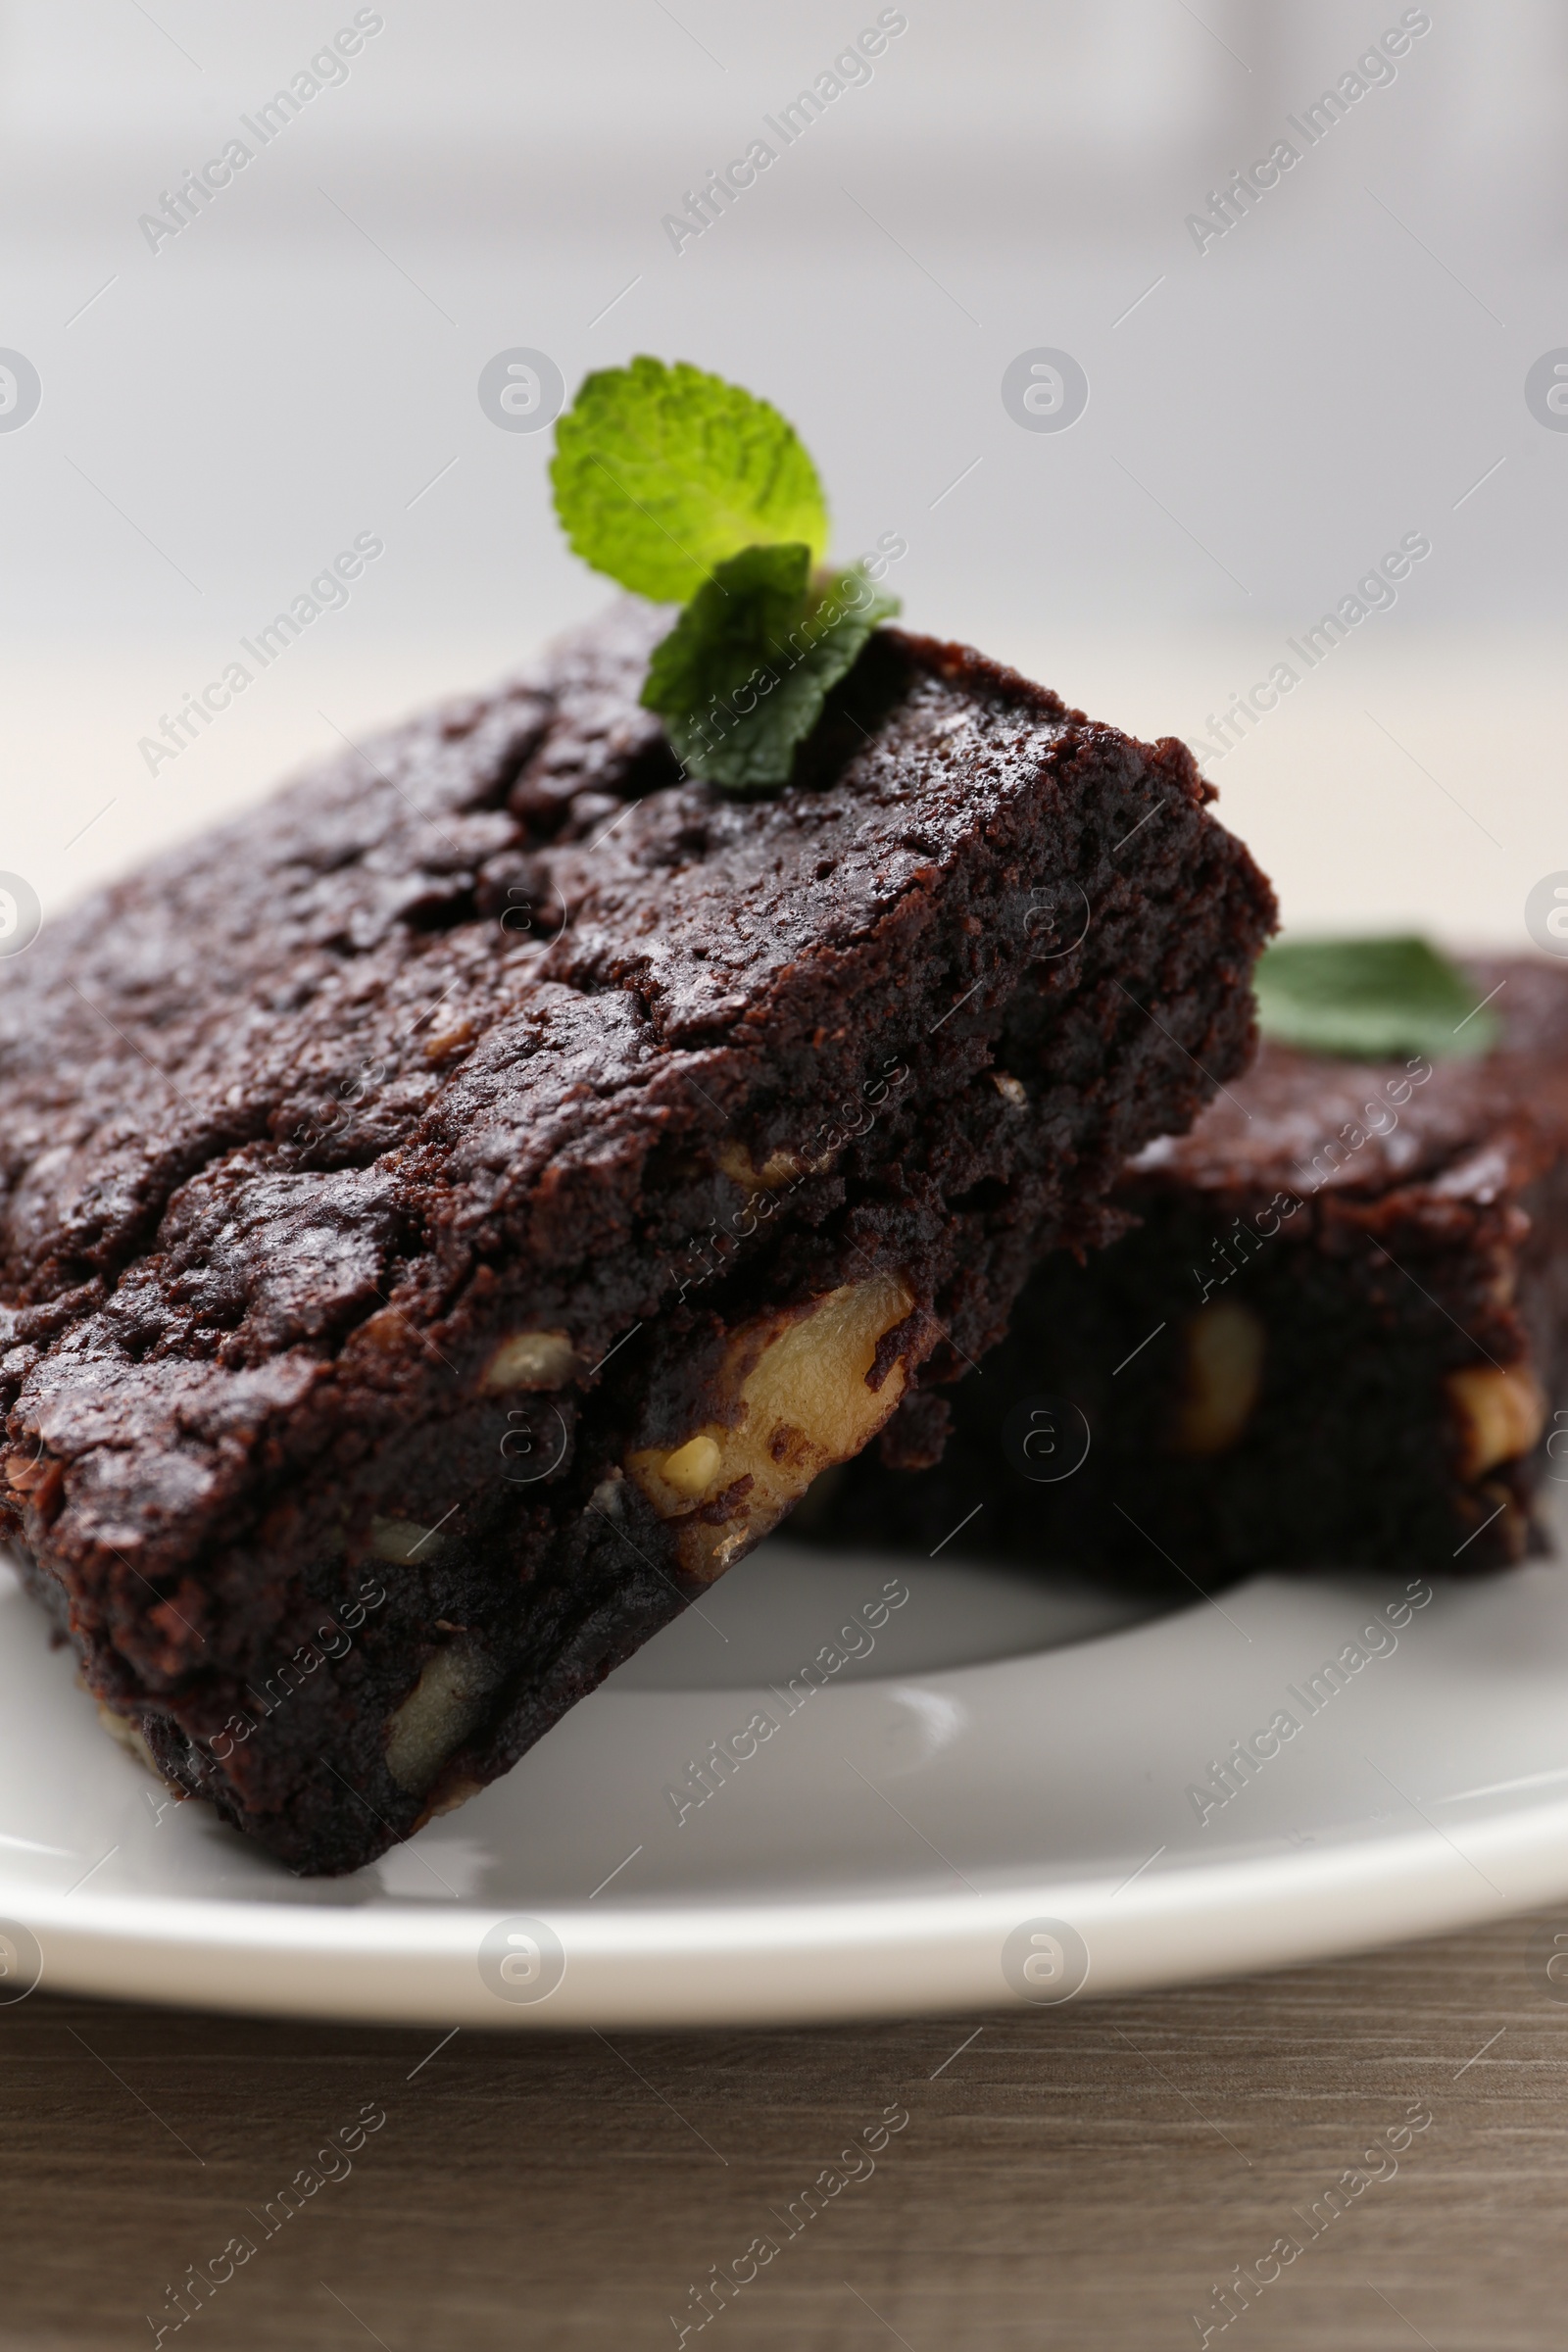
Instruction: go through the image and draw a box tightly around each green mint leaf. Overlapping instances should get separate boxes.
[641,547,900,791]
[1254,935,1497,1061]
[642,541,810,731]
[550,357,829,604]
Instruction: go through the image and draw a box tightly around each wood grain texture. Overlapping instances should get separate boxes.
[3,1912,1567,2351]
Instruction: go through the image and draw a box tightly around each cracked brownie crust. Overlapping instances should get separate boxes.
[0,605,1273,1870]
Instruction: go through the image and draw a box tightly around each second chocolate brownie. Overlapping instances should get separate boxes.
[824,957,1568,1583]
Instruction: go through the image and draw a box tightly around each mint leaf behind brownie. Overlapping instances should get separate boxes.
[1256,934,1498,1060]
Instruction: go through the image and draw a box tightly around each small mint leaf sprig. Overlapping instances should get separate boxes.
[550,357,900,791]
[1254,935,1499,1060]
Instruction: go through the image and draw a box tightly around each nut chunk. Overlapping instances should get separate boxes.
[1170,1303,1266,1458]
[630,1273,915,1578]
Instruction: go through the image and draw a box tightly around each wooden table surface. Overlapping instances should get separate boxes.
[5,1912,1568,2350]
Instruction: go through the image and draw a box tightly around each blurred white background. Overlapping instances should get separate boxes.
[0,0,1563,942]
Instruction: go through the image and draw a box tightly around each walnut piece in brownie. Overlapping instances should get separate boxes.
[826,958,1568,1583]
[0,605,1273,1872]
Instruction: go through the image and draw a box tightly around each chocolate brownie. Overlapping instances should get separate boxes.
[824,957,1568,1582]
[0,604,1273,1872]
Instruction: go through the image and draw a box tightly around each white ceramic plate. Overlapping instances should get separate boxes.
[3,1491,1567,2028]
